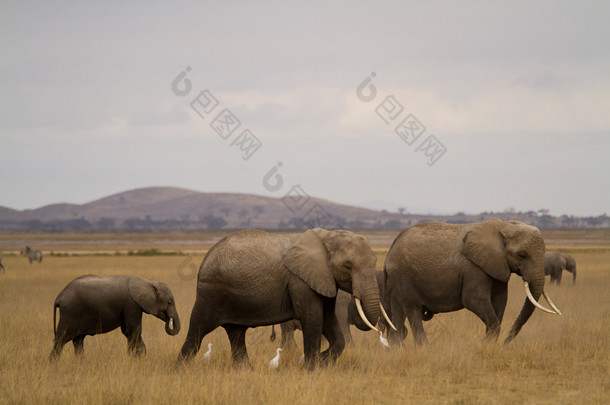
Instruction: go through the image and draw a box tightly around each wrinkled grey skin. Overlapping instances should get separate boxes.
[383,219,547,346]
[269,290,353,347]
[21,246,42,264]
[176,228,381,370]
[544,252,577,285]
[50,275,180,361]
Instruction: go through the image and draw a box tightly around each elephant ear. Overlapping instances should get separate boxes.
[128,276,160,315]
[284,228,336,298]
[462,218,511,282]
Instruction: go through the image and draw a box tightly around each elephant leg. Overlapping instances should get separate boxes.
[288,278,324,370]
[280,322,297,349]
[49,333,70,361]
[223,324,252,370]
[320,299,345,366]
[49,317,73,361]
[387,295,408,346]
[122,325,146,356]
[405,306,427,346]
[177,297,219,363]
[463,274,500,341]
[72,335,85,357]
[491,281,508,324]
[556,269,563,285]
[301,321,323,370]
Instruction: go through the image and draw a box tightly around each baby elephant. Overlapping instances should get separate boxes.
[50,275,180,361]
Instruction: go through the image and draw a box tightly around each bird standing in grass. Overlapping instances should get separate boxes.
[269,348,282,369]
[203,343,212,361]
[379,331,390,348]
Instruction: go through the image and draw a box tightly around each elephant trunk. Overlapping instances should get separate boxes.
[571,268,577,285]
[504,275,544,344]
[352,278,381,331]
[165,312,180,336]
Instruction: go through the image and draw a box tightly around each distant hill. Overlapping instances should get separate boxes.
[0,187,608,231]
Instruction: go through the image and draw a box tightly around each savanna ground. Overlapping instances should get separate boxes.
[0,230,608,404]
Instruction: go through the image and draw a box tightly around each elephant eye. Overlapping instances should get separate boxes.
[518,251,528,258]
[344,262,353,270]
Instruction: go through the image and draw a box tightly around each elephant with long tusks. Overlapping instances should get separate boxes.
[382,219,561,346]
[176,228,395,370]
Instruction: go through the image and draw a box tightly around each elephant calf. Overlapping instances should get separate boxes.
[50,275,180,361]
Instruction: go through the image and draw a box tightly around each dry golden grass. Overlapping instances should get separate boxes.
[0,231,608,404]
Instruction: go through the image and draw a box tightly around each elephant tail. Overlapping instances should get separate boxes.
[53,299,60,337]
[269,325,276,342]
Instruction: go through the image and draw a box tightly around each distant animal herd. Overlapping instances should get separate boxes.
[1,219,578,369]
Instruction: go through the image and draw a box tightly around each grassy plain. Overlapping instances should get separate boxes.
[0,230,608,404]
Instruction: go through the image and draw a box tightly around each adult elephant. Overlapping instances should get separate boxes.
[176,228,393,369]
[50,275,180,360]
[383,219,561,346]
[544,252,577,285]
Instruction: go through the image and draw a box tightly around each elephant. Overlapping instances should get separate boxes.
[176,228,394,370]
[382,219,561,346]
[49,275,180,361]
[269,290,353,348]
[544,252,577,285]
[21,246,43,264]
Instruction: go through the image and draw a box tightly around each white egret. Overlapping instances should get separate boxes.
[203,343,212,360]
[379,331,390,348]
[269,348,282,369]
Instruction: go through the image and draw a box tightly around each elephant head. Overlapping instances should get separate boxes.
[284,228,384,331]
[462,219,560,343]
[565,254,577,284]
[128,277,181,335]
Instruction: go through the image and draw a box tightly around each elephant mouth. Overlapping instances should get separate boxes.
[354,298,397,333]
[524,282,561,315]
[165,316,180,335]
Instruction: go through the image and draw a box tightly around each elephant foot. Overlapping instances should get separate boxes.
[484,330,500,343]
[49,351,61,362]
[128,347,146,357]
[320,349,341,366]
[173,354,191,370]
[413,334,428,347]
[302,359,316,371]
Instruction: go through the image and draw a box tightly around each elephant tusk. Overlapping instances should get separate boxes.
[379,303,397,331]
[355,297,378,332]
[524,282,557,314]
[169,318,174,329]
[542,291,562,316]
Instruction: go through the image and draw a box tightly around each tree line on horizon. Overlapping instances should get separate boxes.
[1,211,608,231]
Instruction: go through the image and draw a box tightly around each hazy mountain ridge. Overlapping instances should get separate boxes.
[0,187,608,231]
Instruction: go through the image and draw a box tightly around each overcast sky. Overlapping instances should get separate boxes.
[2,1,609,216]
